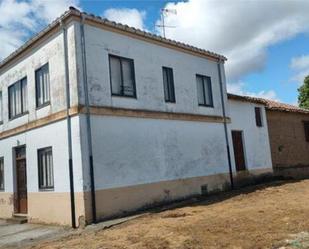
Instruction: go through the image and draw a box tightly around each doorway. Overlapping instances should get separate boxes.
[15,146,27,214]
[231,131,246,172]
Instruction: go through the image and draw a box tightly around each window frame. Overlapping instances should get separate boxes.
[196,74,214,107]
[0,157,4,191]
[255,107,263,127]
[35,63,51,109]
[108,54,137,98]
[304,121,309,142]
[162,66,176,103]
[37,147,54,191]
[8,77,28,120]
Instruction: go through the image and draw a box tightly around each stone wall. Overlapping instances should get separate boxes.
[266,110,309,178]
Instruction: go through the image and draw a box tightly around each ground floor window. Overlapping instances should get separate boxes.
[0,157,4,190]
[38,147,54,190]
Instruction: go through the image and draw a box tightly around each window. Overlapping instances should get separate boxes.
[9,78,28,119]
[196,74,213,107]
[304,121,309,142]
[162,67,176,103]
[36,63,50,108]
[109,55,136,97]
[0,157,4,190]
[255,107,263,127]
[38,147,54,190]
[0,91,3,123]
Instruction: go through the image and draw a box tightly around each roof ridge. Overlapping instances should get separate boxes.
[227,93,309,114]
[0,6,226,71]
[74,7,226,60]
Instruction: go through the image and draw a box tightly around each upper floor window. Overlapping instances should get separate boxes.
[162,67,176,103]
[0,91,3,123]
[36,63,50,108]
[109,55,136,98]
[196,74,213,107]
[0,157,4,190]
[304,121,309,142]
[255,107,263,127]
[9,78,28,119]
[38,147,54,190]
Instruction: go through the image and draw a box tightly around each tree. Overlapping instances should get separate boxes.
[298,76,309,109]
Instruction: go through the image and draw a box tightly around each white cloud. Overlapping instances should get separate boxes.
[157,0,309,81]
[103,8,147,30]
[227,82,279,101]
[290,55,309,70]
[0,0,80,61]
[290,55,309,83]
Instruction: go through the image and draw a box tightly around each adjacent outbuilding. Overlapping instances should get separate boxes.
[264,100,309,178]
[227,94,273,185]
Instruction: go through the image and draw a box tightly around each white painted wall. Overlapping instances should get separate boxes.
[75,23,229,118]
[0,20,84,208]
[0,22,79,133]
[0,116,84,193]
[79,114,229,191]
[228,99,272,171]
[73,22,232,192]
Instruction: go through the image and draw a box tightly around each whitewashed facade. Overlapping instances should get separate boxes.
[0,8,272,227]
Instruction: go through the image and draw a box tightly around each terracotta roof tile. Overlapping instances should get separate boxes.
[227,93,309,114]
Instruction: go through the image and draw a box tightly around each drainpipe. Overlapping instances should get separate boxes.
[60,20,76,228]
[80,14,97,223]
[217,60,234,189]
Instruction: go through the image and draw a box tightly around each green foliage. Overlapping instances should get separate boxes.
[298,76,309,109]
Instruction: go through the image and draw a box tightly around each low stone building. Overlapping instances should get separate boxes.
[264,100,309,178]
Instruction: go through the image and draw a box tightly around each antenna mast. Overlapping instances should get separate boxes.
[157,8,177,38]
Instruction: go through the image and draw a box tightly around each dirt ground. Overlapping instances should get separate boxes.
[27,180,309,249]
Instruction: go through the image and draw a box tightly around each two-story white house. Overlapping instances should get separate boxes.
[0,7,272,227]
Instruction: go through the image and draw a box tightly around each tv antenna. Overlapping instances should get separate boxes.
[156,8,177,38]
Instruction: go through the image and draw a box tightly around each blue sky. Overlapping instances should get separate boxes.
[1,0,309,105]
[243,33,309,104]
[81,0,166,28]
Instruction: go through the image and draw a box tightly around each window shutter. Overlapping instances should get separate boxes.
[196,75,205,105]
[122,59,134,96]
[255,107,262,127]
[162,67,175,103]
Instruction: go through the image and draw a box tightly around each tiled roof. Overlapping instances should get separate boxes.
[227,93,266,105]
[0,7,226,71]
[228,93,309,114]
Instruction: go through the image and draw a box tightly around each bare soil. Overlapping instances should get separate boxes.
[28,180,309,249]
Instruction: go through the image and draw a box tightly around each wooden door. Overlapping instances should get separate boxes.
[232,131,246,172]
[15,147,27,214]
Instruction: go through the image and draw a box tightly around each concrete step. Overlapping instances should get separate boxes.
[5,215,28,224]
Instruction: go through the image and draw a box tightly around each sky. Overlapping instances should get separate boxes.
[1,0,309,105]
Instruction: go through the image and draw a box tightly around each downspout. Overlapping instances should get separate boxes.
[217,60,234,189]
[60,20,76,228]
[80,14,97,223]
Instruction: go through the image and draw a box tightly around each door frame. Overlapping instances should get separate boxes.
[231,130,247,172]
[13,145,27,214]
